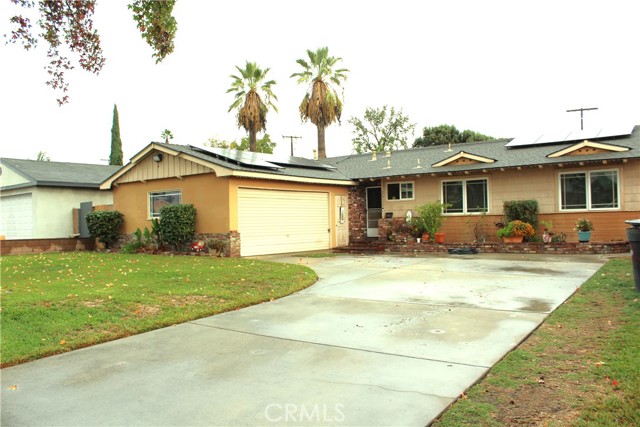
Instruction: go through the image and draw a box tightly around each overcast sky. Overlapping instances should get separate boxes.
[1,0,639,164]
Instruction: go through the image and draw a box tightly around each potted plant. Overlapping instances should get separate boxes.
[415,200,450,243]
[575,217,593,242]
[497,220,535,243]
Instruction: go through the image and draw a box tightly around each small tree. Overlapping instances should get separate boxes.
[85,210,124,249]
[109,104,123,165]
[348,106,415,154]
[158,204,196,251]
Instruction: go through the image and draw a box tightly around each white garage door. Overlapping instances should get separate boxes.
[0,193,33,239]
[238,188,330,256]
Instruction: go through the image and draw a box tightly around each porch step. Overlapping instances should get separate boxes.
[333,241,385,254]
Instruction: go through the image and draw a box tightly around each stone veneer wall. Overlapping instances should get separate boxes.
[1,238,95,256]
[381,240,630,255]
[348,185,367,242]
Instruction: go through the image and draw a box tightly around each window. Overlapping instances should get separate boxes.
[442,178,488,214]
[149,190,182,218]
[560,170,618,210]
[387,182,414,201]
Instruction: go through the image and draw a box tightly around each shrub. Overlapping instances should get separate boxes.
[503,200,539,228]
[206,239,227,255]
[497,220,535,239]
[85,210,124,249]
[158,204,196,251]
[415,200,450,241]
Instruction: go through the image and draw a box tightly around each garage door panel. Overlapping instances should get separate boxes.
[238,189,329,256]
[0,193,33,239]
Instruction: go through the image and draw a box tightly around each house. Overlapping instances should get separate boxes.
[0,158,120,239]
[101,125,640,256]
[333,125,640,244]
[100,144,354,256]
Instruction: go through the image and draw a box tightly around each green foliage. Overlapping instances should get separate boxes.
[35,151,50,161]
[227,61,278,152]
[496,220,535,238]
[414,124,496,148]
[206,133,276,154]
[348,105,416,154]
[109,104,123,165]
[291,46,349,159]
[160,129,173,143]
[206,238,227,255]
[503,200,539,227]
[85,210,124,248]
[128,0,177,63]
[415,201,450,241]
[158,204,196,251]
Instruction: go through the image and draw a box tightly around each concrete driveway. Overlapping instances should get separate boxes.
[1,253,605,426]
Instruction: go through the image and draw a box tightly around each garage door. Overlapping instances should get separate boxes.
[238,188,330,256]
[0,193,33,239]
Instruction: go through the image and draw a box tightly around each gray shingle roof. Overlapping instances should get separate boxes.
[1,158,122,190]
[323,125,640,179]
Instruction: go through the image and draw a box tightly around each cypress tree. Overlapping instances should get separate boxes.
[109,104,124,165]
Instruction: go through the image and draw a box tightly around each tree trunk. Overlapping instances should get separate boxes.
[317,125,326,159]
[249,130,257,152]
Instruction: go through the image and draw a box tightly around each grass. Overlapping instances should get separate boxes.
[432,257,640,427]
[0,252,317,367]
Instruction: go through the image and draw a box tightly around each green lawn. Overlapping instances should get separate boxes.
[1,252,317,367]
[432,257,640,427]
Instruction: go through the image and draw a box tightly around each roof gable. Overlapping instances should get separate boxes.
[432,151,496,167]
[546,140,630,158]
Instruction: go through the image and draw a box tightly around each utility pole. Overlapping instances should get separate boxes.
[566,107,598,130]
[282,135,301,157]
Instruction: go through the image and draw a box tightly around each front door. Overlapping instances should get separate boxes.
[335,195,348,246]
[366,187,382,238]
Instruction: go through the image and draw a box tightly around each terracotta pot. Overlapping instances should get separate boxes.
[434,232,445,243]
[422,233,430,241]
[502,235,524,243]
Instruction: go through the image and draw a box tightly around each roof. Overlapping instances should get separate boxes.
[0,158,122,190]
[326,125,640,180]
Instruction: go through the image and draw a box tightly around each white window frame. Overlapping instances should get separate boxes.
[558,169,620,211]
[441,177,489,215]
[149,189,182,218]
[386,181,414,201]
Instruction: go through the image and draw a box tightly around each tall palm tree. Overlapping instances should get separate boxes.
[291,47,349,159]
[227,62,278,152]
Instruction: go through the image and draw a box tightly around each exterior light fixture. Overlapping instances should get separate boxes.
[152,154,163,163]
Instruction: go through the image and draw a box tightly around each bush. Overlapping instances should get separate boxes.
[85,210,124,249]
[158,204,196,251]
[415,200,450,241]
[503,200,539,227]
[497,220,535,239]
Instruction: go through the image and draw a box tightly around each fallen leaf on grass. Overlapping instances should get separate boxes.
[595,361,605,367]
[59,339,66,345]
[460,392,467,399]
[8,385,18,390]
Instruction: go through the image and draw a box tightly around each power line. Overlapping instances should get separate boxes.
[566,107,598,130]
[282,135,301,157]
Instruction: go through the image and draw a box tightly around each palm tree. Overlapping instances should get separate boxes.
[227,62,278,152]
[291,47,349,159]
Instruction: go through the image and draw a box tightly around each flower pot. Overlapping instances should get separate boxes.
[434,232,445,243]
[577,230,591,243]
[422,233,430,242]
[502,235,524,244]
[416,237,421,244]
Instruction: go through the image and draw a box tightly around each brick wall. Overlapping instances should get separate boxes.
[348,185,367,242]
[1,238,95,256]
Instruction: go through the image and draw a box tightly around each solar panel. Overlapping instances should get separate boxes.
[506,124,634,148]
[187,145,336,171]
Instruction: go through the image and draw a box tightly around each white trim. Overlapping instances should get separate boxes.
[547,140,630,158]
[386,181,415,201]
[432,151,495,168]
[558,168,620,211]
[440,177,490,215]
[148,189,182,219]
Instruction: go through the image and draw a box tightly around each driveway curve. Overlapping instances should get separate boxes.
[1,253,605,426]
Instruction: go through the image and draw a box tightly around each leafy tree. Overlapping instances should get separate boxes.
[227,62,278,152]
[6,0,177,105]
[109,104,123,166]
[414,124,496,147]
[85,210,124,249]
[291,47,349,159]
[35,151,50,161]
[348,106,415,154]
[161,129,174,143]
[206,134,276,154]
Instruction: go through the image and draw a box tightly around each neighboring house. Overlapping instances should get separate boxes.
[0,158,120,239]
[100,144,353,256]
[101,125,640,256]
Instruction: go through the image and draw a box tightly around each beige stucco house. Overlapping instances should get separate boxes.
[0,158,120,239]
[101,125,640,256]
